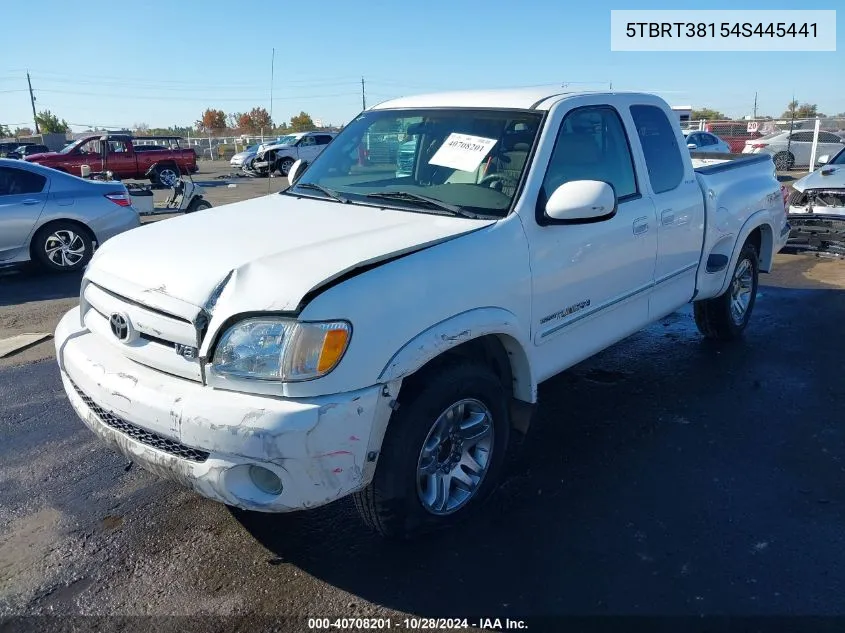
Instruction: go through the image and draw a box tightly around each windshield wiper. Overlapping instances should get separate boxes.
[364,191,476,218]
[295,182,349,203]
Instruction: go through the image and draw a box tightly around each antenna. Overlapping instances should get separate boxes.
[361,77,366,110]
[753,92,758,119]
[270,48,275,121]
[269,47,275,196]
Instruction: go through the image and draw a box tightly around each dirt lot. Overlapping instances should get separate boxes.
[2,162,845,631]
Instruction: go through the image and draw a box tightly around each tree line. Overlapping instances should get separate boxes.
[1,106,329,140]
[691,101,845,121]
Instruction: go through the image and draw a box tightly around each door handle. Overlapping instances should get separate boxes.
[633,217,649,235]
[661,209,675,225]
[22,198,41,205]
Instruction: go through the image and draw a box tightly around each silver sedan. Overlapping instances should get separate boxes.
[0,159,141,273]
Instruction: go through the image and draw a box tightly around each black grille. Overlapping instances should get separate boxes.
[71,382,209,463]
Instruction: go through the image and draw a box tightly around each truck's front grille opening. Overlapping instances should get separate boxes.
[70,381,210,463]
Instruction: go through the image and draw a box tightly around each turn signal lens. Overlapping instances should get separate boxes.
[318,328,350,372]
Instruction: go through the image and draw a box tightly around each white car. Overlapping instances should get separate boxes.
[55,88,788,538]
[229,144,260,169]
[246,132,337,177]
[743,129,845,170]
[683,130,731,153]
[786,147,845,254]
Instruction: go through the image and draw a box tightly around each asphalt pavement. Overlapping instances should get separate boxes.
[1,253,845,632]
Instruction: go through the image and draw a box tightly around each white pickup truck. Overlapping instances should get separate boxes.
[55,88,789,538]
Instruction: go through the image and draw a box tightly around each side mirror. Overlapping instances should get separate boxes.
[545,180,617,223]
[816,154,830,165]
[687,143,698,150]
[287,159,309,184]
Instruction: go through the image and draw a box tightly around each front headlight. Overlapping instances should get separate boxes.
[211,318,351,381]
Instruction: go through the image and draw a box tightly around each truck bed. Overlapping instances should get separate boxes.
[692,152,774,174]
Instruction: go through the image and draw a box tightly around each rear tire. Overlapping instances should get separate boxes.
[694,241,759,341]
[353,359,510,539]
[151,164,181,187]
[774,151,795,171]
[31,221,93,273]
[187,199,211,213]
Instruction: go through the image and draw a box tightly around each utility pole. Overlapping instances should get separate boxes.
[361,77,366,110]
[753,92,758,119]
[27,71,39,134]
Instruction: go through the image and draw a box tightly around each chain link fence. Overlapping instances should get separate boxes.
[682,117,845,170]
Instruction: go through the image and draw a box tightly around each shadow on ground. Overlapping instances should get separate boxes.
[231,280,845,618]
[0,267,82,308]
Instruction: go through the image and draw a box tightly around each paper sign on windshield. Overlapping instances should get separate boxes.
[428,133,498,172]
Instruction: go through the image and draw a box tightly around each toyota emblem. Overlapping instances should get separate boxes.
[109,313,131,342]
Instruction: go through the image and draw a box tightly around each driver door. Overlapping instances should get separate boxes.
[522,99,658,381]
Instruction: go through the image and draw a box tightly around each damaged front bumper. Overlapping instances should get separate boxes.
[788,206,845,256]
[55,307,394,512]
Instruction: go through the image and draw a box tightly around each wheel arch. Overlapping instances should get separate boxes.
[377,307,537,406]
[716,214,775,296]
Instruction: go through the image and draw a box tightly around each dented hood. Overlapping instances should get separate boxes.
[86,193,493,315]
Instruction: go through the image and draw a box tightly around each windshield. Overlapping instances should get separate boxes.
[829,147,845,165]
[59,139,84,154]
[275,135,298,145]
[287,108,542,218]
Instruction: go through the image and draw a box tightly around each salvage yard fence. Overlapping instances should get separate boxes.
[681,117,845,169]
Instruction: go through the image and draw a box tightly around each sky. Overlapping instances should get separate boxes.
[1,0,841,133]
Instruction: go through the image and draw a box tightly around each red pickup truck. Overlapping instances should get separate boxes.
[25,134,198,186]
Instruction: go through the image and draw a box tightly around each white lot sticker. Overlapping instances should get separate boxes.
[429,133,498,172]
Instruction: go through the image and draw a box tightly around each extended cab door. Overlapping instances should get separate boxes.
[0,166,49,262]
[523,99,658,382]
[628,104,705,318]
[105,139,136,178]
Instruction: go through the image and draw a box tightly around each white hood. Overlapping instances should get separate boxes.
[85,193,492,315]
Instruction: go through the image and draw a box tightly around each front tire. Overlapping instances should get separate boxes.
[353,360,510,539]
[276,156,295,177]
[31,222,93,273]
[694,241,759,341]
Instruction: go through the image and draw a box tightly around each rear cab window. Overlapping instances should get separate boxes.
[629,105,685,193]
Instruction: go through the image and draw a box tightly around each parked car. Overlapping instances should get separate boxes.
[0,159,140,272]
[703,121,765,153]
[229,144,260,169]
[246,131,337,176]
[785,146,845,254]
[743,129,845,170]
[25,134,198,186]
[683,130,731,153]
[5,144,51,159]
[0,141,34,157]
[55,88,788,538]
